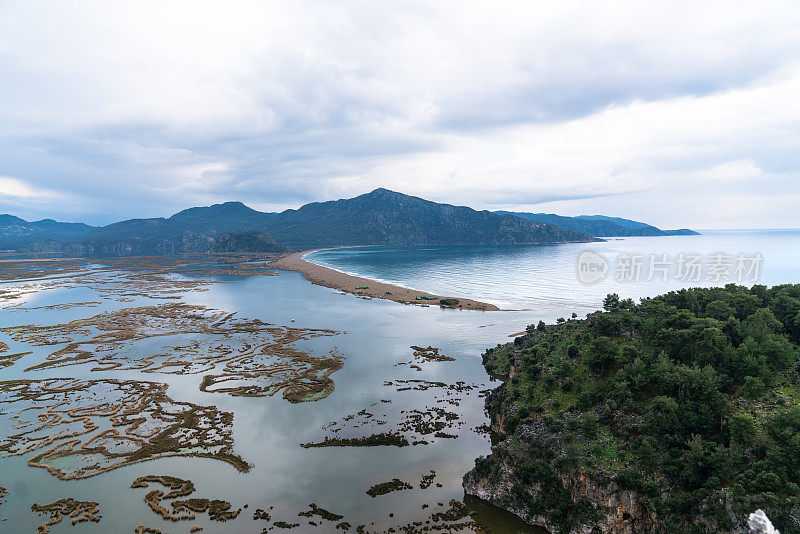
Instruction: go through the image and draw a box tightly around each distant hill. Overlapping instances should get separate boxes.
[575,214,653,230]
[576,214,698,235]
[212,230,285,254]
[66,201,274,256]
[0,215,95,250]
[5,189,597,256]
[495,211,699,237]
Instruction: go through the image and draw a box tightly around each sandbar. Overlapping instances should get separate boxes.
[271,251,499,311]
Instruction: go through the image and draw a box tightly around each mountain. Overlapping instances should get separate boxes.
[9,189,596,256]
[495,211,699,237]
[259,188,595,249]
[6,190,707,256]
[0,215,95,250]
[52,202,265,256]
[167,201,269,229]
[0,193,704,255]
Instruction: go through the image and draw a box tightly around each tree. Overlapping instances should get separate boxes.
[728,412,756,446]
[603,293,620,312]
[585,336,617,374]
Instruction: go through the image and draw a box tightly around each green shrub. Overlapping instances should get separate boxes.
[741,376,766,400]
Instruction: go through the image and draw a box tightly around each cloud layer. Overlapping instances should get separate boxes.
[1,0,798,227]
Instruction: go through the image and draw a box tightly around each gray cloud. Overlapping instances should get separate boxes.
[1,1,799,227]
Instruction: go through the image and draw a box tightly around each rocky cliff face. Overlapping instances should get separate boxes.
[463,457,659,534]
[463,331,751,534]
[463,390,665,533]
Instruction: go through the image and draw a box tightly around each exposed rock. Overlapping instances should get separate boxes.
[749,510,780,534]
[463,420,659,534]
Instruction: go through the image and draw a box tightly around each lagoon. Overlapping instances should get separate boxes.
[1,230,798,532]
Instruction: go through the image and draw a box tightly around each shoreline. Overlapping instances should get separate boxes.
[271,250,500,311]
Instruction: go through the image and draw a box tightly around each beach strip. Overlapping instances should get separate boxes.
[271,251,499,311]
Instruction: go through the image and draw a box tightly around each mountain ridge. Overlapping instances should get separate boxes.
[258,188,594,250]
[0,215,95,250]
[2,189,697,256]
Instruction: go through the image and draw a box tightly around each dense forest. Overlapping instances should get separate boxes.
[465,284,800,533]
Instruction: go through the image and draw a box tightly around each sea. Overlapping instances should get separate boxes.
[306,230,800,317]
[0,230,797,533]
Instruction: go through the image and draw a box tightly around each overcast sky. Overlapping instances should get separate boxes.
[1,1,799,229]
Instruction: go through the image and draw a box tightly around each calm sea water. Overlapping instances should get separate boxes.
[0,230,798,533]
[307,230,800,318]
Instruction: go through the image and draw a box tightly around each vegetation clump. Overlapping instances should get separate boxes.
[253,508,271,521]
[298,503,344,521]
[430,499,470,522]
[172,498,241,522]
[420,470,437,489]
[410,346,455,363]
[300,432,410,448]
[0,341,30,369]
[132,475,240,522]
[31,498,101,533]
[467,284,800,533]
[366,478,413,498]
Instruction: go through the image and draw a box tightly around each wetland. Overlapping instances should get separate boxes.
[0,253,541,532]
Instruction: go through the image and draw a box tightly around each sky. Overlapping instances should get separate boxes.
[1,1,799,229]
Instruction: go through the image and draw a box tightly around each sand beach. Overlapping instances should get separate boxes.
[271,251,499,311]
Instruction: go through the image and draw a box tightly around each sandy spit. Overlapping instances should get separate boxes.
[271,250,499,311]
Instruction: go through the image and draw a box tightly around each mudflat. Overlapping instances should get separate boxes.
[271,251,499,311]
